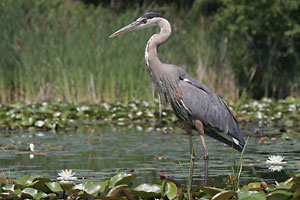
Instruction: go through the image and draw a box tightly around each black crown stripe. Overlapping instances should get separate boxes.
[142,12,165,19]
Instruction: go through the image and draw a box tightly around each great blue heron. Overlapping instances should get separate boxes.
[110,12,245,188]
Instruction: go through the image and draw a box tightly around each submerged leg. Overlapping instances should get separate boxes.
[187,129,195,192]
[195,120,209,186]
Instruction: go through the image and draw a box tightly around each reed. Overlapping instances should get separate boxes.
[0,0,237,103]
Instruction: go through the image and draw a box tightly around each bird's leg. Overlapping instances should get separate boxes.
[187,128,195,193]
[195,120,209,186]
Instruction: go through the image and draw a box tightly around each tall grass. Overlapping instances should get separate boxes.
[0,0,237,103]
[231,137,249,191]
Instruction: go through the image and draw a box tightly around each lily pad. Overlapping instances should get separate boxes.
[107,184,128,198]
[34,192,48,200]
[32,177,52,193]
[201,186,225,196]
[0,192,19,199]
[237,187,266,200]
[21,187,38,198]
[99,180,110,193]
[109,173,137,188]
[72,182,102,197]
[248,182,263,191]
[212,190,236,200]
[59,181,75,191]
[2,184,15,192]
[266,190,293,200]
[15,175,40,188]
[45,182,63,193]
[131,183,161,198]
[166,182,177,200]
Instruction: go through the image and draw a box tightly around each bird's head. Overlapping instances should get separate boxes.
[109,12,165,38]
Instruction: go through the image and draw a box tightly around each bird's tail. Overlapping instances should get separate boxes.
[205,130,245,152]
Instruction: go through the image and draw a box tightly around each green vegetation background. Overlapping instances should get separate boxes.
[1,0,300,103]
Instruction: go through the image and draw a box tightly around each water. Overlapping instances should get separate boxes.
[0,123,299,186]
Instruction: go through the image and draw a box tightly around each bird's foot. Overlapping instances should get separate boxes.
[190,154,195,161]
[203,154,209,160]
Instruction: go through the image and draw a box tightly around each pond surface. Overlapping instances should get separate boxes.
[0,123,299,186]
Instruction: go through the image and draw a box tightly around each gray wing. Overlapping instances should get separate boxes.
[178,73,245,150]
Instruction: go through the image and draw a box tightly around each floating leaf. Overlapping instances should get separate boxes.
[201,186,225,196]
[99,180,110,193]
[275,182,294,191]
[107,185,128,198]
[248,182,263,190]
[131,183,161,198]
[16,175,31,185]
[0,192,19,199]
[45,182,63,193]
[98,197,126,200]
[21,187,38,199]
[267,190,293,200]
[284,120,294,127]
[47,193,57,200]
[2,184,15,192]
[13,189,22,196]
[33,177,52,193]
[34,192,48,200]
[59,181,75,191]
[237,187,266,200]
[21,117,34,126]
[212,190,236,200]
[109,173,137,188]
[16,175,40,188]
[73,182,102,196]
[165,182,177,200]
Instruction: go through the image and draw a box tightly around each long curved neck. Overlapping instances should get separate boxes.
[145,18,171,71]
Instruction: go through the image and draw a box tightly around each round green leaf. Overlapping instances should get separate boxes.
[45,182,63,193]
[13,189,22,196]
[0,192,18,199]
[131,183,161,198]
[267,190,293,200]
[109,173,137,188]
[107,184,128,197]
[275,182,293,190]
[73,182,102,196]
[237,187,266,200]
[212,190,235,200]
[248,182,262,190]
[165,182,177,200]
[34,192,48,200]
[99,180,110,193]
[16,175,31,185]
[33,177,52,193]
[2,184,15,192]
[16,175,40,189]
[201,186,225,196]
[47,193,57,200]
[59,181,75,191]
[21,187,38,198]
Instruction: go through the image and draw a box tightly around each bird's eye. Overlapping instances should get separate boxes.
[142,18,147,23]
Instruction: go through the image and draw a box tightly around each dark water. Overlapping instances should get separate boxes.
[0,123,299,186]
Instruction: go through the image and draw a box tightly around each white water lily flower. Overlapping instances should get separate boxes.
[57,169,77,182]
[76,106,89,112]
[266,155,287,165]
[136,111,143,116]
[29,143,34,152]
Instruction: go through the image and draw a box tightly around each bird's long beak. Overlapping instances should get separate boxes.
[109,21,140,38]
